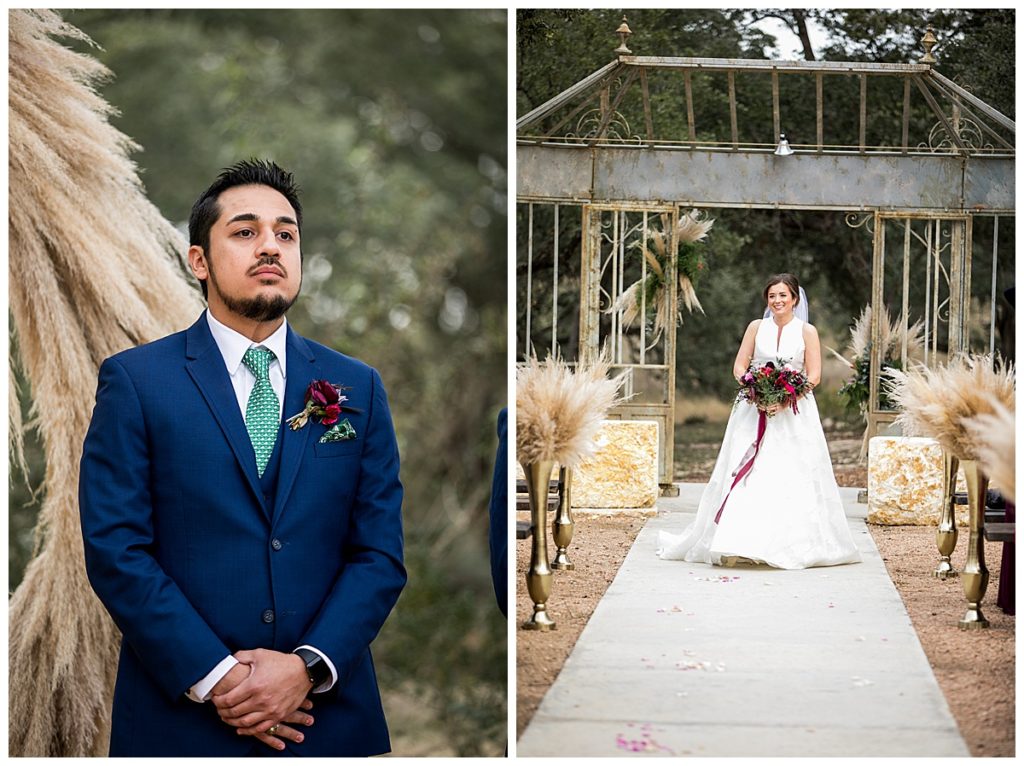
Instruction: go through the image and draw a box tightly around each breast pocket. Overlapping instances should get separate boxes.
[313,438,362,458]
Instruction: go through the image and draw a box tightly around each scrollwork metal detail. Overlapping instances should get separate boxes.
[567,108,641,144]
[919,117,993,153]
[844,212,874,234]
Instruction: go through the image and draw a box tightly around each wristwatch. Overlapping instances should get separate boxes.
[293,648,331,689]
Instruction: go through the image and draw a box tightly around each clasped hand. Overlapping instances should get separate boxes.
[210,649,315,751]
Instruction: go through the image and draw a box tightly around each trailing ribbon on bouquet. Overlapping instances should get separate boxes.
[714,410,768,524]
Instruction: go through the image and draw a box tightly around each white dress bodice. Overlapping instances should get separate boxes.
[753,315,805,371]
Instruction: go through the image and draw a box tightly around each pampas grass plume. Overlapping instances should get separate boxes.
[886,354,1014,462]
[963,401,1015,502]
[517,353,626,467]
[848,304,924,361]
[9,10,203,756]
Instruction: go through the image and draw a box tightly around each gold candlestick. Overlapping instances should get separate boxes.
[934,450,960,579]
[522,460,556,630]
[958,459,990,629]
[551,467,576,570]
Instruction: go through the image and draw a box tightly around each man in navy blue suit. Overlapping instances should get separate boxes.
[489,408,508,618]
[79,160,406,756]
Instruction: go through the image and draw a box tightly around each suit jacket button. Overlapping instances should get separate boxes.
[262,609,275,624]
[271,538,283,551]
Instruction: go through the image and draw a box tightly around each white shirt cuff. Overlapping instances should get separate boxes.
[187,655,239,702]
[296,644,338,693]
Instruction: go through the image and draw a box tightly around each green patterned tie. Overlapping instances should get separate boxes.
[242,347,279,477]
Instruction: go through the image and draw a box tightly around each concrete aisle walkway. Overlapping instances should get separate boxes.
[517,484,969,757]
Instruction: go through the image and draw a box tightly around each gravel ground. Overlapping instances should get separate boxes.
[515,462,1014,755]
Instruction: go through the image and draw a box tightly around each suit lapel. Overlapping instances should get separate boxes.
[273,327,317,525]
[184,313,268,518]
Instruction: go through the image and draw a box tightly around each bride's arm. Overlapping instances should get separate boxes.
[732,320,761,382]
[803,323,822,391]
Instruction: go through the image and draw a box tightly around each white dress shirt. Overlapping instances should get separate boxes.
[187,311,338,702]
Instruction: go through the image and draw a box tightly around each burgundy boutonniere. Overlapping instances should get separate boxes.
[286,379,355,431]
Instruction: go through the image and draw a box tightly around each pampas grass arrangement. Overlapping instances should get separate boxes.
[884,354,1015,465]
[9,10,203,756]
[830,304,924,413]
[606,209,713,340]
[843,303,925,363]
[516,353,627,467]
[963,401,1015,502]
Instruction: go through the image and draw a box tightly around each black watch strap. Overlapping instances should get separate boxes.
[293,648,331,689]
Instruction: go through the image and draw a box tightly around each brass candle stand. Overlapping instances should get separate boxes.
[551,467,575,570]
[522,460,556,631]
[933,450,959,579]
[958,459,990,630]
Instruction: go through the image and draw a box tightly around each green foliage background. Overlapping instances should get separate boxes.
[517,9,1015,410]
[9,9,506,756]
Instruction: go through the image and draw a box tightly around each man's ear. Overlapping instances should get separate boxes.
[188,245,209,281]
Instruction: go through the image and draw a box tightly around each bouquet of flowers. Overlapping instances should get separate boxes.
[736,359,810,417]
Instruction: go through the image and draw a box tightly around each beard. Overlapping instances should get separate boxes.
[221,290,296,322]
[207,257,301,322]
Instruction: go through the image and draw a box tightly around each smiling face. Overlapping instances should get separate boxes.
[765,281,797,320]
[188,184,302,328]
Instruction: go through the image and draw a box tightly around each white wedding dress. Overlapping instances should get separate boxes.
[657,315,861,570]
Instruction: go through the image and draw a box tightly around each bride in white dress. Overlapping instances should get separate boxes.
[657,274,861,570]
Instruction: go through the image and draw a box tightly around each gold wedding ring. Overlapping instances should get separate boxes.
[268,725,279,735]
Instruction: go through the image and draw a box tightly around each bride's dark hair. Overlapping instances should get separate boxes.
[763,273,801,306]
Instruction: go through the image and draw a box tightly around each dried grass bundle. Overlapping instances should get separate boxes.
[9,10,203,756]
[607,210,713,339]
[847,304,924,361]
[516,353,627,467]
[885,354,1015,461]
[676,207,714,246]
[963,401,1016,502]
[609,281,643,328]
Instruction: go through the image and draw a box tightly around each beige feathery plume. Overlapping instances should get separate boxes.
[963,401,1016,502]
[844,304,924,362]
[9,10,203,756]
[607,281,643,328]
[607,209,713,338]
[885,355,1015,461]
[516,353,627,467]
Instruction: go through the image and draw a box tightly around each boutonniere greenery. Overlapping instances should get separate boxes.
[286,380,358,431]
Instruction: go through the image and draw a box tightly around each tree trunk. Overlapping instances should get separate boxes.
[793,10,817,61]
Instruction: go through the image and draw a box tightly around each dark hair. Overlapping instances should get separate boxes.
[188,159,303,298]
[763,273,800,306]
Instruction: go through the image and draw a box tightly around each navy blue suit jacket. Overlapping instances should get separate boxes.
[488,408,508,617]
[79,313,406,756]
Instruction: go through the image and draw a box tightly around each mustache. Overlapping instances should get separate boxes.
[248,256,286,277]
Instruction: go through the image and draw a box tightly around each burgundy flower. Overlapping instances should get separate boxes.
[286,379,350,431]
[734,356,811,418]
[307,380,340,407]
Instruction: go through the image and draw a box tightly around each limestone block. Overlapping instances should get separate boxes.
[867,436,968,526]
[571,420,659,509]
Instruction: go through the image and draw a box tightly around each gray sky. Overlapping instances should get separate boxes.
[751,15,830,59]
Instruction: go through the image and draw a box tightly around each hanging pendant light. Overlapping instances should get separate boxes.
[774,133,794,156]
